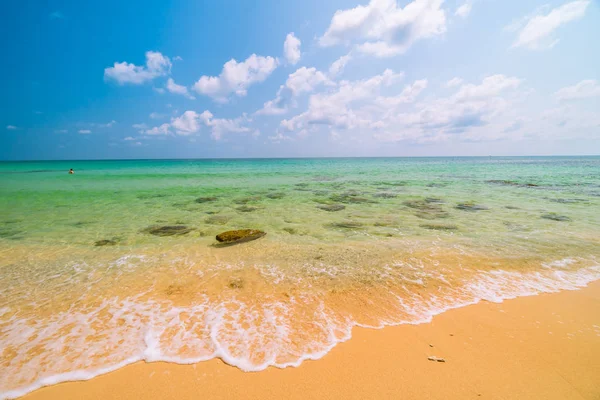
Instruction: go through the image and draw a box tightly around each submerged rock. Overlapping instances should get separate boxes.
[486,180,538,188]
[404,199,449,219]
[373,192,397,198]
[455,202,489,211]
[234,196,262,204]
[195,196,218,203]
[236,206,259,213]
[215,229,266,244]
[205,215,230,225]
[143,225,193,236]
[548,198,588,204]
[330,193,376,204]
[228,278,244,289]
[317,204,346,212]
[327,221,363,229]
[94,239,117,246]
[420,224,458,231]
[266,192,286,199]
[541,213,571,222]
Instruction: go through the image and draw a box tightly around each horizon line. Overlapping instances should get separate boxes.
[1,154,600,162]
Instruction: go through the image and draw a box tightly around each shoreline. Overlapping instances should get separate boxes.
[18,280,600,400]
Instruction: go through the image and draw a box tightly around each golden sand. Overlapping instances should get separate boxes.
[22,281,600,400]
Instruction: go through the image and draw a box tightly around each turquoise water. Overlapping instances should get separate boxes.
[1,157,599,398]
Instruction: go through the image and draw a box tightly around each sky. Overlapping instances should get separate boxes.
[1,0,599,160]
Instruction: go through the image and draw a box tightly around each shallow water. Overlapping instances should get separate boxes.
[1,157,599,398]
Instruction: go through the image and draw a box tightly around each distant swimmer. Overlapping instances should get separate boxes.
[69,168,74,174]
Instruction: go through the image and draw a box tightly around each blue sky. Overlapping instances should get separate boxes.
[1,0,599,160]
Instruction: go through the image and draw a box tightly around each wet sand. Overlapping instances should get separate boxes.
[22,280,600,400]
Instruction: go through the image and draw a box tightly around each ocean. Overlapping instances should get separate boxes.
[1,157,599,398]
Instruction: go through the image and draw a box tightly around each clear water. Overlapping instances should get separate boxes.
[1,157,599,398]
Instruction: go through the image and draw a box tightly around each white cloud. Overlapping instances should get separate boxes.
[145,123,171,136]
[554,79,600,101]
[104,51,172,85]
[455,2,472,18]
[101,120,117,128]
[166,78,195,99]
[124,136,136,141]
[281,69,406,131]
[284,33,301,65]
[454,74,521,100]
[173,56,183,61]
[192,54,278,102]
[257,67,332,115]
[78,129,91,134]
[512,1,590,50]
[132,123,148,134]
[286,67,333,95]
[171,110,203,135]
[319,0,446,57]
[149,112,165,119]
[279,71,531,145]
[145,110,251,140]
[6,125,17,130]
[329,54,352,77]
[445,77,463,88]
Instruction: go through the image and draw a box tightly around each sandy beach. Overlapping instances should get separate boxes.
[22,281,600,400]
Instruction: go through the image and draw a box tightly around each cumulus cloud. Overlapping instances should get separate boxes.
[166,78,195,99]
[554,79,600,101]
[257,67,333,115]
[278,70,531,145]
[124,136,136,141]
[192,54,278,102]
[329,54,352,77]
[284,33,301,65]
[445,77,463,88]
[144,110,251,140]
[455,2,472,18]
[78,129,91,134]
[281,69,406,131]
[511,1,590,50]
[104,51,172,85]
[144,123,171,136]
[319,0,446,57]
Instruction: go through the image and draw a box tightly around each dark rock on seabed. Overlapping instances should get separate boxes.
[317,204,346,212]
[195,196,218,203]
[455,202,489,211]
[215,229,266,244]
[541,213,571,222]
[94,239,118,246]
[142,225,194,236]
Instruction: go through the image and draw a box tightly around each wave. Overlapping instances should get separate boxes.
[1,261,599,400]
